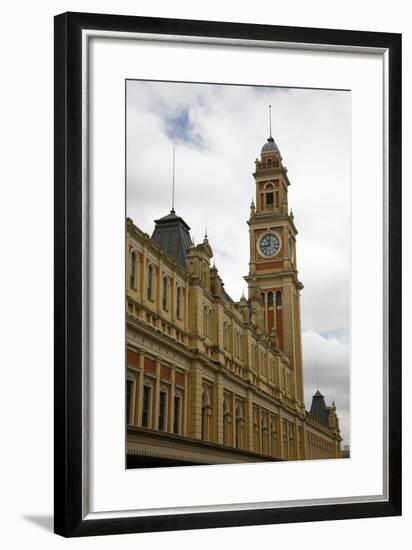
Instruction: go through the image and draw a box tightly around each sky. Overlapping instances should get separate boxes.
[126,80,351,447]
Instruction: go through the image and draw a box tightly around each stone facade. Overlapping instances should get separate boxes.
[126,134,342,466]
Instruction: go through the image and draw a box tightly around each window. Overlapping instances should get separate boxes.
[159,391,167,431]
[147,264,154,300]
[129,252,137,288]
[266,191,274,206]
[176,286,182,319]
[276,290,282,307]
[173,396,181,434]
[268,291,274,308]
[142,385,151,428]
[126,379,133,424]
[162,275,168,310]
[267,158,272,167]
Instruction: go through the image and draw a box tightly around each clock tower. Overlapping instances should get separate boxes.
[245,128,305,409]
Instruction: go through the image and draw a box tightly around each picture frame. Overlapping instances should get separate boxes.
[54,11,402,537]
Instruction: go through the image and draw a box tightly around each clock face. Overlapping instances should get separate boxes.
[259,233,280,257]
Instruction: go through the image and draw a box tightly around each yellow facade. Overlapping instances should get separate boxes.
[126,135,342,466]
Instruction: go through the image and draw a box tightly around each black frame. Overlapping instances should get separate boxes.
[54,11,402,537]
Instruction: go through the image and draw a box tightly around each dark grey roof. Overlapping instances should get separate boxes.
[222,286,234,304]
[309,390,329,425]
[261,136,279,154]
[151,210,192,267]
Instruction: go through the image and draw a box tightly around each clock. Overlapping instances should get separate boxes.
[259,232,280,257]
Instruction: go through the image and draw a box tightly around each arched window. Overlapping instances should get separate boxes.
[176,286,182,319]
[264,182,274,208]
[223,321,229,350]
[129,251,137,289]
[162,275,168,310]
[203,306,208,337]
[267,158,272,167]
[208,309,213,339]
[276,290,282,307]
[267,291,274,308]
[147,264,154,300]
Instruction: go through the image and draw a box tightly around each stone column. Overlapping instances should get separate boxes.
[136,352,144,426]
[232,392,237,447]
[214,373,224,444]
[183,371,189,436]
[168,367,176,433]
[245,391,254,451]
[278,416,284,459]
[153,359,161,430]
[188,365,203,439]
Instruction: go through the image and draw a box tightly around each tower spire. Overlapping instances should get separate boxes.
[171,146,176,214]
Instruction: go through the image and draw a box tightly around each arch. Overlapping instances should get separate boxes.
[202,387,211,408]
[267,158,272,167]
[129,251,137,289]
[201,386,212,441]
[261,414,269,455]
[267,291,274,308]
[147,263,154,300]
[276,290,282,307]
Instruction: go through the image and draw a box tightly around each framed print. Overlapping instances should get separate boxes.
[54,12,402,537]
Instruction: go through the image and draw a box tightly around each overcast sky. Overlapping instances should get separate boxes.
[126,80,351,448]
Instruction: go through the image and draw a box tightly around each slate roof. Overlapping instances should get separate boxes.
[309,390,329,425]
[151,210,192,267]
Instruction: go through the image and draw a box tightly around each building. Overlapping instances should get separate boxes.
[126,130,342,467]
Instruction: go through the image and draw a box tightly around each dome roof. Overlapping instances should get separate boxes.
[261,136,279,154]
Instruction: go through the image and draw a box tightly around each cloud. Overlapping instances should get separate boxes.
[126,80,351,446]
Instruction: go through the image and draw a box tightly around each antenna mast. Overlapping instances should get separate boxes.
[171,146,176,213]
[269,104,272,138]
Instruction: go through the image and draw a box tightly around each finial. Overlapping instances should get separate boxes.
[171,146,176,213]
[205,227,208,239]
